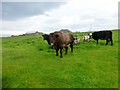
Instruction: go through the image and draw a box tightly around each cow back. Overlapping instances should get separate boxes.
[52,32,74,48]
[92,31,112,40]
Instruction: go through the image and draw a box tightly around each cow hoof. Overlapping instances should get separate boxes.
[60,56,63,58]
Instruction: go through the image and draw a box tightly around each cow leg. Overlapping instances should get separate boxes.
[60,48,63,58]
[56,48,59,56]
[110,38,113,46]
[88,39,90,42]
[65,46,68,55]
[96,39,98,44]
[105,39,108,45]
[70,43,73,52]
[51,45,53,49]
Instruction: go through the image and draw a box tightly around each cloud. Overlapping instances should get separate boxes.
[39,0,118,32]
[2,2,65,20]
[1,0,119,37]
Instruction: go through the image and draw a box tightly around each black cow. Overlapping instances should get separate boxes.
[42,34,54,49]
[92,30,113,45]
[42,34,51,45]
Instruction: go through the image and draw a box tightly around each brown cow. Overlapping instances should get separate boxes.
[50,31,74,58]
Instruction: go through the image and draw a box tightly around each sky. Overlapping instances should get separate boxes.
[1,0,119,37]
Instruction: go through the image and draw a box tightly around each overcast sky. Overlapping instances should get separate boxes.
[1,0,119,37]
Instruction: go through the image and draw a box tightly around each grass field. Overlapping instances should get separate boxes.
[2,30,118,88]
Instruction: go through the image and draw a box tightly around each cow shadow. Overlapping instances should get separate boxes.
[100,43,104,45]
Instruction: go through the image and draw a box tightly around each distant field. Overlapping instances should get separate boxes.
[2,30,118,88]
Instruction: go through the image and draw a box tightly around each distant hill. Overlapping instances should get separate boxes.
[60,29,71,33]
[11,31,43,37]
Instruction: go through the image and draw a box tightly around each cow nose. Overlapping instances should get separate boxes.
[51,43,53,45]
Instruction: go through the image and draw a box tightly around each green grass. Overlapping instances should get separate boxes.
[2,30,118,88]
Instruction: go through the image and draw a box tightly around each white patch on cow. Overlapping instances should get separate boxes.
[51,43,53,45]
[83,36,90,42]
[74,37,80,44]
[89,33,92,36]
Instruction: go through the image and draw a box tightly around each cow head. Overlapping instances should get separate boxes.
[42,34,49,40]
[88,33,92,39]
[42,34,51,45]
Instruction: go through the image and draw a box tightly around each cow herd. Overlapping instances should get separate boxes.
[42,30,113,58]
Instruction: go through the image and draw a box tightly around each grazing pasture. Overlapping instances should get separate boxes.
[2,30,118,88]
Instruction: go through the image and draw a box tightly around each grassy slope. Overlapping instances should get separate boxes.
[2,30,118,88]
